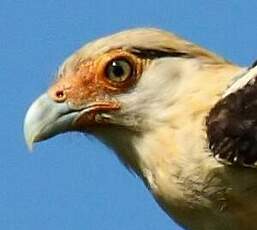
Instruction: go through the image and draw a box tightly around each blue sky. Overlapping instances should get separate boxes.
[1,1,256,229]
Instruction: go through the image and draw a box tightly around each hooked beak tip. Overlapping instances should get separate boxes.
[24,133,35,152]
[23,116,36,151]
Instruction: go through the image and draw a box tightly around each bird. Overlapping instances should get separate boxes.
[23,28,257,230]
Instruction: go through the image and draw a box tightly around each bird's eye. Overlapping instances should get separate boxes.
[105,59,133,82]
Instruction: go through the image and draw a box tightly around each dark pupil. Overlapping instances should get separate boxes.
[112,62,125,77]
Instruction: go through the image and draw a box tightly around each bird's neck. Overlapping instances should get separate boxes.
[92,60,246,229]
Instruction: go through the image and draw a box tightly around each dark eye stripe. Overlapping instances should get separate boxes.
[130,47,191,60]
[250,59,257,68]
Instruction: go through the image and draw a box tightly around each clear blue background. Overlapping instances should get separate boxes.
[1,1,256,229]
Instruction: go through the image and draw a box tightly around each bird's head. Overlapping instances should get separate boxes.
[24,28,236,158]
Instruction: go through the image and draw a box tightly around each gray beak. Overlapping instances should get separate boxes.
[23,94,79,150]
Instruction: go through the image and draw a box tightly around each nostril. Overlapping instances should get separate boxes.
[54,90,66,102]
[56,90,64,98]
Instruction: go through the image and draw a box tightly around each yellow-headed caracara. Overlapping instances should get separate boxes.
[24,28,257,230]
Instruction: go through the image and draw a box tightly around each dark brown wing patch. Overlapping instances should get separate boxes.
[206,74,257,167]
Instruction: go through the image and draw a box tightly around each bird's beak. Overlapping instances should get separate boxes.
[24,94,80,150]
[24,93,120,150]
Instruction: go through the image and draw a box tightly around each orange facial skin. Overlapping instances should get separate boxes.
[47,49,146,128]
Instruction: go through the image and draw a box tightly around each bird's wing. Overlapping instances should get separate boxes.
[206,64,257,168]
